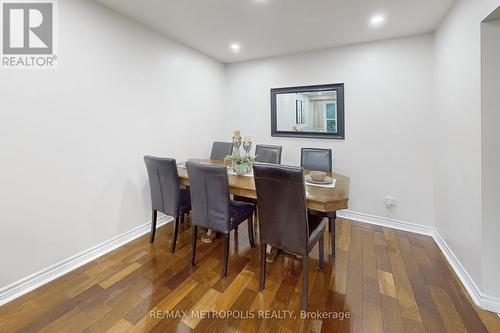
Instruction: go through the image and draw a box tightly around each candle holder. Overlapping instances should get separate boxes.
[242,140,253,173]
[242,140,252,158]
[232,136,242,159]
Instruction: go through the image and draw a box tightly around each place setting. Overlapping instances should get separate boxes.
[305,170,336,188]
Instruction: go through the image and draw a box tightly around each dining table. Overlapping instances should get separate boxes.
[177,159,350,259]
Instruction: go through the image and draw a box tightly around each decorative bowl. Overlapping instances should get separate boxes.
[309,171,327,182]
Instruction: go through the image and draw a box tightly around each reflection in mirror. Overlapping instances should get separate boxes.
[276,90,337,133]
[271,83,344,139]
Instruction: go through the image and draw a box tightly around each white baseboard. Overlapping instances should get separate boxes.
[338,210,500,314]
[432,231,483,307]
[0,215,172,307]
[432,232,500,314]
[479,292,500,315]
[337,210,435,236]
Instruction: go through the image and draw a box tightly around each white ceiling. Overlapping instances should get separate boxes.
[96,0,456,63]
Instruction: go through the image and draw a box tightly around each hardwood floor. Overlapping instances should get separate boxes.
[1,216,499,332]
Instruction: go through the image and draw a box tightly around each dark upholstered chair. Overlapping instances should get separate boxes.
[300,148,332,172]
[144,156,191,254]
[300,147,337,250]
[210,141,233,160]
[255,144,282,164]
[253,162,326,311]
[186,161,255,277]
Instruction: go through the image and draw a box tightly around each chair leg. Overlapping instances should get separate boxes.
[180,214,185,224]
[170,216,180,254]
[222,234,230,277]
[318,235,325,271]
[259,243,267,291]
[190,226,197,269]
[302,255,308,311]
[150,210,157,243]
[247,215,255,248]
[331,218,336,256]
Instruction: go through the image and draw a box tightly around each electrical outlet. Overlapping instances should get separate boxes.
[385,196,397,208]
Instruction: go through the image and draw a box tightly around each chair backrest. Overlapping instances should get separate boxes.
[253,163,310,256]
[300,148,332,172]
[143,156,181,217]
[255,144,282,164]
[186,161,231,233]
[210,141,233,160]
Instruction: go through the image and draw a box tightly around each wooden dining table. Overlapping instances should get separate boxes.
[177,159,350,257]
[178,159,349,211]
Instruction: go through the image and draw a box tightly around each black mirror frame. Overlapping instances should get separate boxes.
[270,83,345,140]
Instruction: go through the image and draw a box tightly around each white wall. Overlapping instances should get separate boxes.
[481,18,500,299]
[434,0,500,300]
[224,34,435,227]
[0,0,225,287]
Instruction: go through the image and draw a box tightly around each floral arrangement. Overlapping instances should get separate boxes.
[224,155,256,175]
[224,154,256,165]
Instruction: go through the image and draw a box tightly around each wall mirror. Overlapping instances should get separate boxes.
[271,83,345,139]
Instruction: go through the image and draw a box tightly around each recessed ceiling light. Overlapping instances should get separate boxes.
[230,43,241,53]
[370,14,386,27]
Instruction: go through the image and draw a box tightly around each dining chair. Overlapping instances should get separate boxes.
[253,162,326,311]
[300,147,332,172]
[300,147,336,247]
[143,156,191,254]
[210,141,233,160]
[186,161,255,277]
[255,144,282,164]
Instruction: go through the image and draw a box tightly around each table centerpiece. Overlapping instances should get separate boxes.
[225,132,255,175]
